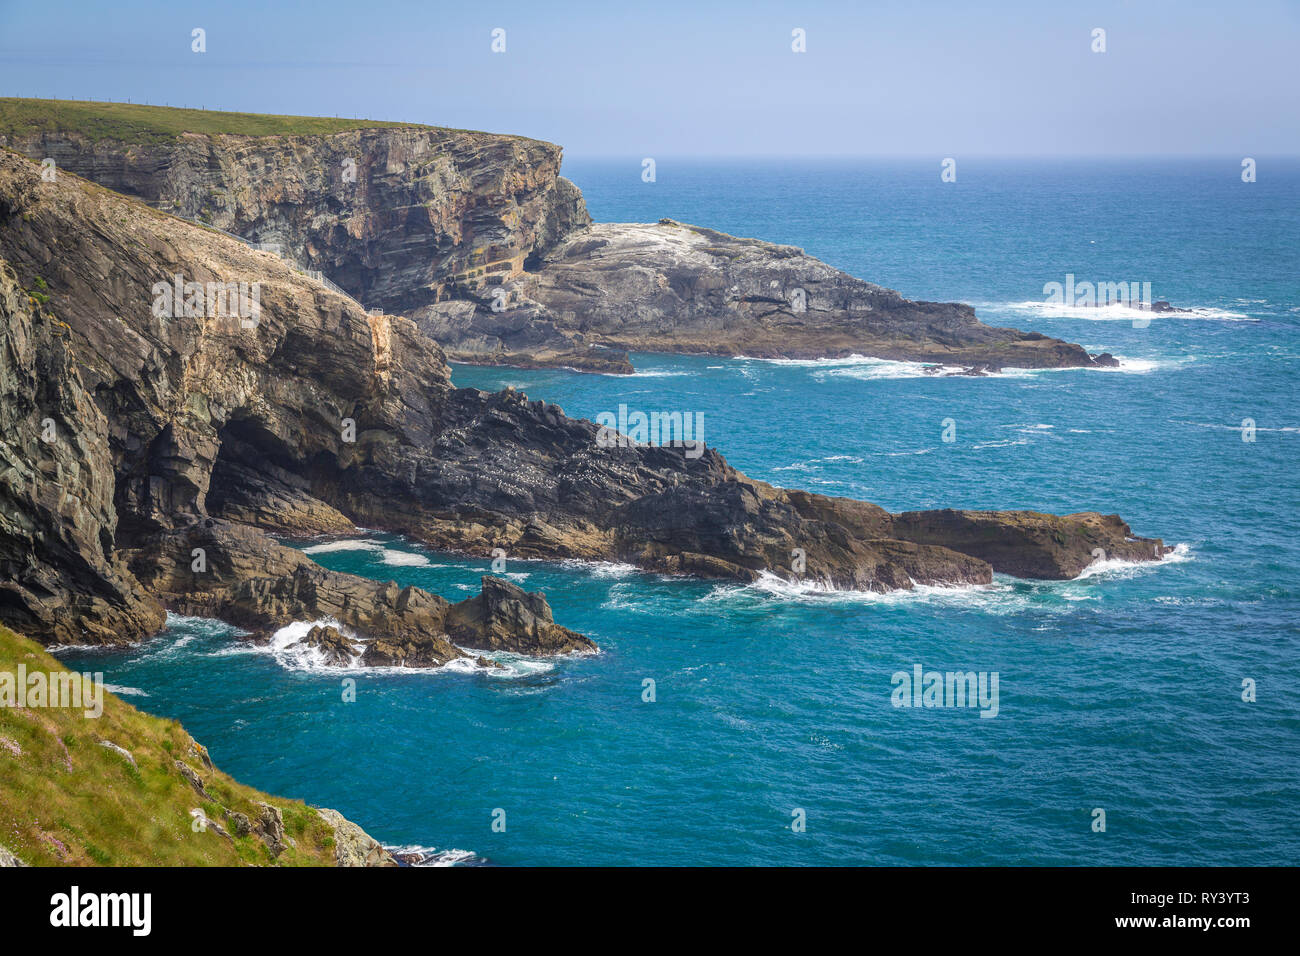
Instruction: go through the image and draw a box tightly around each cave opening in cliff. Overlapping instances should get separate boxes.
[207,416,349,532]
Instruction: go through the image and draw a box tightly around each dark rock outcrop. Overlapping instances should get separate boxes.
[0,151,588,658]
[126,519,509,668]
[297,624,361,666]
[889,509,1167,580]
[445,576,592,655]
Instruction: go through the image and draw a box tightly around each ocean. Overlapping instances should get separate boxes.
[60,158,1300,866]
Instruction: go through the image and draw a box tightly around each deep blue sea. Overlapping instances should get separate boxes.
[62,159,1299,866]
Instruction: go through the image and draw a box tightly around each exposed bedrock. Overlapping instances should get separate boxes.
[889,509,1168,580]
[0,259,165,644]
[423,220,1118,374]
[4,105,1110,375]
[1,121,590,316]
[0,151,1168,652]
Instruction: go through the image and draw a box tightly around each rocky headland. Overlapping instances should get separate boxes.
[422,219,1118,374]
[1,98,1116,375]
[0,139,1169,667]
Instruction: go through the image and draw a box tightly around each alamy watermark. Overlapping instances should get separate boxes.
[891,664,999,718]
[1044,274,1153,311]
[151,273,261,329]
[595,404,705,459]
[1,664,104,718]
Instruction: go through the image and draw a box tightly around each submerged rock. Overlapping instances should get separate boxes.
[296,624,361,666]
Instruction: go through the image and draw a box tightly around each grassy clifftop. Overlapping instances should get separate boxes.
[0,624,340,866]
[0,97,484,144]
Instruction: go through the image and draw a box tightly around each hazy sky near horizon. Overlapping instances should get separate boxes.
[1,0,1296,158]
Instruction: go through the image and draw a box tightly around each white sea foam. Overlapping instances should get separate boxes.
[206,644,260,657]
[300,537,447,568]
[1074,543,1194,580]
[702,571,996,608]
[263,618,364,670]
[120,613,245,661]
[558,557,640,578]
[386,844,483,866]
[380,549,432,567]
[773,453,867,473]
[987,300,1255,322]
[165,611,244,632]
[104,684,149,697]
[1089,357,1165,374]
[700,547,1194,614]
[767,354,1168,382]
[301,538,385,555]
[253,617,572,679]
[1169,420,1300,433]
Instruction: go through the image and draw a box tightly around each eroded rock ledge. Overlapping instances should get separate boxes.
[0,150,1168,658]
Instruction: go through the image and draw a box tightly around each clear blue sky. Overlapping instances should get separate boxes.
[1,0,1296,157]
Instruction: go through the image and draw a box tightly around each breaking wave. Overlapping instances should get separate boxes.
[386,845,486,866]
[987,300,1255,322]
[733,354,1166,381]
[1075,543,1195,580]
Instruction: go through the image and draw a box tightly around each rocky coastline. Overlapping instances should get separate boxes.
[2,101,1116,376]
[0,140,1170,663]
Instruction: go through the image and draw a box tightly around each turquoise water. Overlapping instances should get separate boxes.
[61,160,1299,865]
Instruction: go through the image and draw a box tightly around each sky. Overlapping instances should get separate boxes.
[1,0,1297,157]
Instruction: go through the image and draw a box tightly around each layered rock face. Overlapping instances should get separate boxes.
[0,151,1168,657]
[0,260,165,644]
[1,123,590,315]
[4,103,1109,375]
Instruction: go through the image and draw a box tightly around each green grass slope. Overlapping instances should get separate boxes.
[0,97,493,144]
[0,625,339,866]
